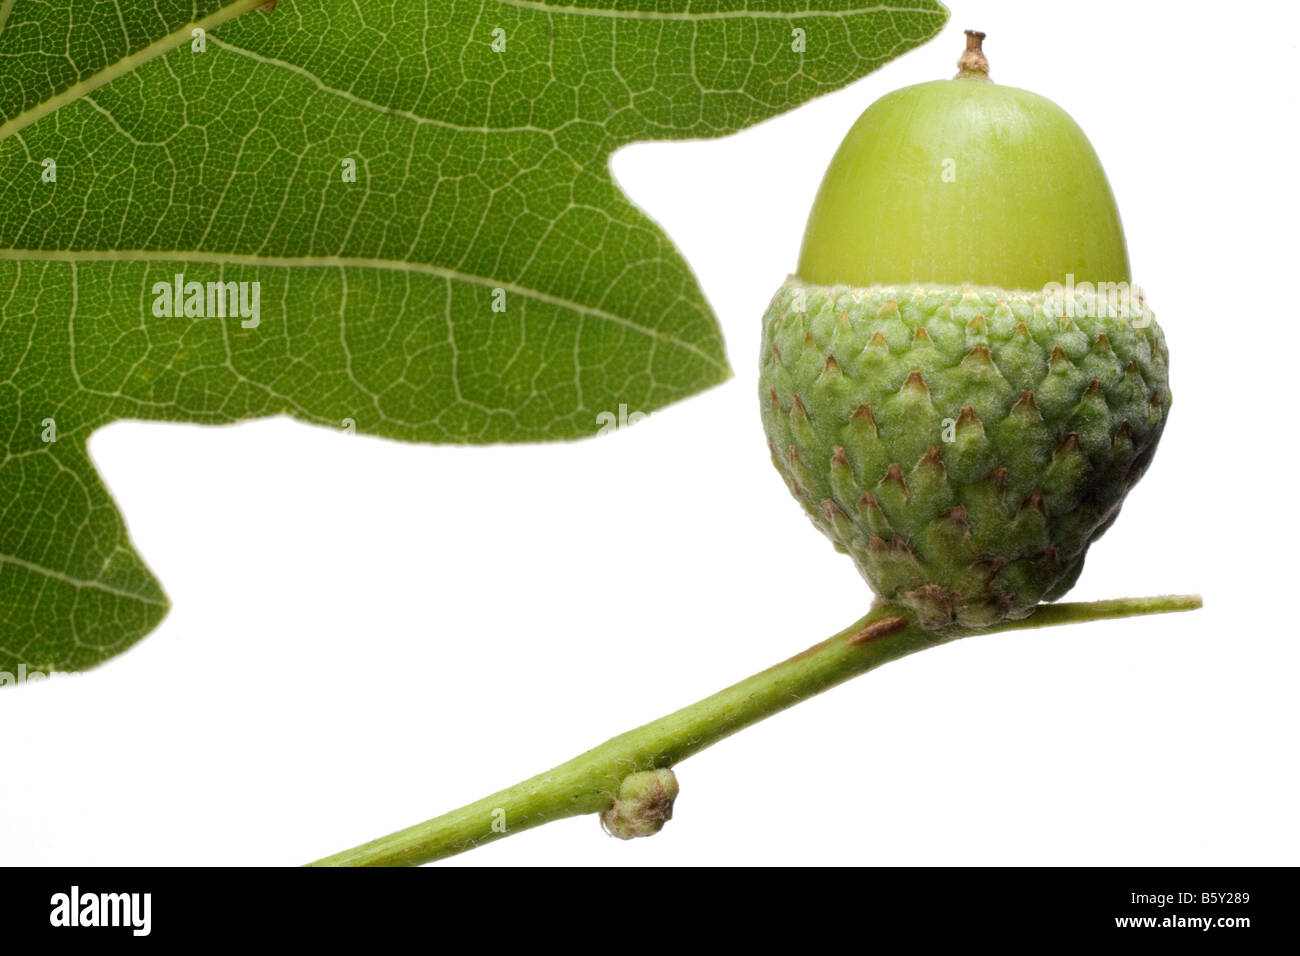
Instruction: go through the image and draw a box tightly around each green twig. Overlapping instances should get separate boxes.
[308,593,1201,866]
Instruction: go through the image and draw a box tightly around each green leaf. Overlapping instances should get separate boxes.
[0,0,948,675]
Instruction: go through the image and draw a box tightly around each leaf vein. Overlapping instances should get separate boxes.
[0,552,168,607]
[494,1,945,22]
[0,248,727,371]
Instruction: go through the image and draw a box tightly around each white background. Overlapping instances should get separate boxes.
[3,0,1298,866]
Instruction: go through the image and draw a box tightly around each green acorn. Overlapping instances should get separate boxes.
[760,31,1170,628]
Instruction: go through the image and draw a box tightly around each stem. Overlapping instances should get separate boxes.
[955,29,991,80]
[308,593,1201,866]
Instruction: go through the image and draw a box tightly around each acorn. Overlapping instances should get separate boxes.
[759,31,1170,629]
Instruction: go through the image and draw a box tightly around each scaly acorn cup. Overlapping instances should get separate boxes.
[760,32,1171,629]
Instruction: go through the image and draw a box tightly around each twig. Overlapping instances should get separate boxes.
[308,593,1202,866]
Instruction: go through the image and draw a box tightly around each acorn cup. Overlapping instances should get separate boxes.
[760,32,1170,628]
